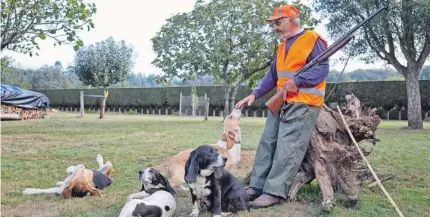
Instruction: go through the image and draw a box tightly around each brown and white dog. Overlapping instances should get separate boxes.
[23,154,113,198]
[167,108,242,189]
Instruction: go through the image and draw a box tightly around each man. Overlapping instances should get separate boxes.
[235,5,329,208]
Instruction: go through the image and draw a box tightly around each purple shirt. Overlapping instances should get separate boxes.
[251,29,329,99]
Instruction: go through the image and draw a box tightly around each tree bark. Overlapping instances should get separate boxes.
[99,89,108,119]
[229,79,246,114]
[223,85,232,120]
[404,70,423,129]
[243,94,382,211]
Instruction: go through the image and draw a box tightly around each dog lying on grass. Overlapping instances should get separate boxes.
[23,154,113,198]
[118,168,176,217]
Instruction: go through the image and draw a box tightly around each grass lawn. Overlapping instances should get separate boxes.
[1,112,429,217]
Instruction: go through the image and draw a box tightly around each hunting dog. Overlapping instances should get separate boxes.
[185,145,250,217]
[167,108,242,189]
[23,154,113,198]
[119,168,176,217]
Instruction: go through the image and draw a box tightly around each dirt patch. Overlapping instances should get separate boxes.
[154,150,256,178]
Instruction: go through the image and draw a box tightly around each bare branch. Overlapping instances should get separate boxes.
[417,32,430,69]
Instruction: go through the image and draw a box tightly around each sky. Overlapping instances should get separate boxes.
[2,0,389,75]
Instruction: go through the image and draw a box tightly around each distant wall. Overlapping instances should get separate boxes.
[34,80,430,119]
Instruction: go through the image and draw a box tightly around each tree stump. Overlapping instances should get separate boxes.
[243,94,381,211]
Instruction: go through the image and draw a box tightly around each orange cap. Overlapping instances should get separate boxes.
[266,5,300,21]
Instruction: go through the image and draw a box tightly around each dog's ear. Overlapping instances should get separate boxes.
[158,173,176,194]
[226,130,235,150]
[184,150,199,183]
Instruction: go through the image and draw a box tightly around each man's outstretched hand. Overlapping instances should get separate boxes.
[235,94,256,109]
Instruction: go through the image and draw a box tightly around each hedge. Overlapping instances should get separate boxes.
[34,80,430,119]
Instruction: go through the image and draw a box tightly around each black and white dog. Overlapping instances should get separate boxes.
[185,145,249,217]
[118,168,176,217]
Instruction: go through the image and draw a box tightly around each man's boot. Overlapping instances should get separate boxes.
[249,193,285,209]
[246,188,262,201]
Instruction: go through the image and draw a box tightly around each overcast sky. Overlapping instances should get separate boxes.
[2,0,390,75]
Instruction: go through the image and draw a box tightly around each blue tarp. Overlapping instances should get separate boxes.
[1,84,50,109]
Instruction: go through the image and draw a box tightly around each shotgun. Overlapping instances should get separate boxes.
[265,6,387,115]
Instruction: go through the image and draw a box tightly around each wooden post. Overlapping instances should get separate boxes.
[158,109,161,115]
[204,98,210,121]
[165,108,168,115]
[245,109,248,117]
[179,92,182,116]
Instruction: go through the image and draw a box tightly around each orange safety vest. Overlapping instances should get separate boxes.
[276,30,328,107]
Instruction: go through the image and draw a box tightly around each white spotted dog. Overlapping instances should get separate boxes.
[23,154,113,198]
[185,145,250,217]
[118,168,176,217]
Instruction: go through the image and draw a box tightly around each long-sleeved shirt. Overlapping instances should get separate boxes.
[251,29,329,99]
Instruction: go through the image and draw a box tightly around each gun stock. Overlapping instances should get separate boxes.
[264,6,386,115]
[265,88,284,115]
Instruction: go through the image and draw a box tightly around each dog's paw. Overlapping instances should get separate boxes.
[179,185,190,191]
[189,209,199,217]
[221,212,231,217]
[96,154,104,166]
[127,194,136,201]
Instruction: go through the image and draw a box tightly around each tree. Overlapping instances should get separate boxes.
[151,0,319,117]
[314,0,430,129]
[1,0,97,56]
[73,37,135,119]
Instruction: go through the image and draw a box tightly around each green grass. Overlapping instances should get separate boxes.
[1,112,429,217]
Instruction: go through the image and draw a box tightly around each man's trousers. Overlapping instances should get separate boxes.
[249,102,321,199]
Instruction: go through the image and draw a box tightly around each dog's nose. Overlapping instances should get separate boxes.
[138,170,143,175]
[107,179,112,186]
[222,156,228,163]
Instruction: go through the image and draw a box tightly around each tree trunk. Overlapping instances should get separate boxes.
[243,94,382,211]
[223,85,232,120]
[405,70,423,129]
[99,89,108,119]
[229,79,245,114]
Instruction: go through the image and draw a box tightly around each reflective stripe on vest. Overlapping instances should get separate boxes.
[278,71,326,97]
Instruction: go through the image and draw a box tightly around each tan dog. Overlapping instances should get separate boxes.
[167,108,242,189]
[23,154,113,198]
